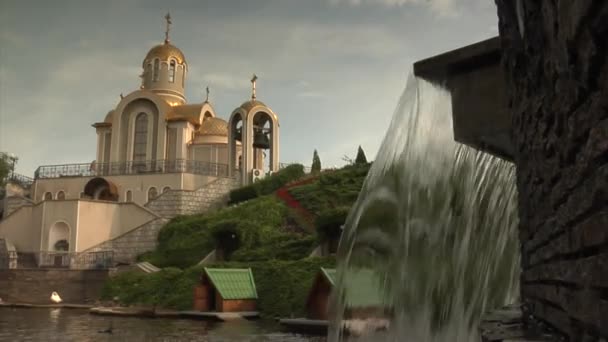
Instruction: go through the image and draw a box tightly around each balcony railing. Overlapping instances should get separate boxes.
[5,173,34,188]
[34,159,230,179]
[36,250,114,269]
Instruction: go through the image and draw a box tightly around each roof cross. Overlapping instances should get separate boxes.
[251,74,258,100]
[164,12,172,44]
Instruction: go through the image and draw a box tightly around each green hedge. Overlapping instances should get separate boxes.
[141,196,289,268]
[229,164,306,204]
[102,257,336,317]
[316,206,351,241]
[289,163,371,216]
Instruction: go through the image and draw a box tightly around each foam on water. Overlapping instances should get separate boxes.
[328,74,520,342]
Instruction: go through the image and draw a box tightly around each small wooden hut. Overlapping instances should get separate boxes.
[305,267,388,320]
[194,268,258,312]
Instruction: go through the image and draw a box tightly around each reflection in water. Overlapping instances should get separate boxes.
[0,308,326,342]
[330,74,520,341]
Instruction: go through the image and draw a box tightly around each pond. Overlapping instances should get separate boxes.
[0,308,326,342]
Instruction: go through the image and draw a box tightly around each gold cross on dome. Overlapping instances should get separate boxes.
[164,12,172,43]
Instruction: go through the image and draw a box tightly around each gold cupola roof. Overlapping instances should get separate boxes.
[143,12,186,66]
[143,42,186,66]
[197,117,228,137]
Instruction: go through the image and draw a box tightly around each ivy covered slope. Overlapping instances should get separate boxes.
[102,163,372,318]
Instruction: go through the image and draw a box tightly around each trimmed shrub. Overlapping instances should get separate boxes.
[228,164,306,205]
[228,184,258,204]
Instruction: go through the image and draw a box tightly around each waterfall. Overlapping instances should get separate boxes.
[328,73,520,342]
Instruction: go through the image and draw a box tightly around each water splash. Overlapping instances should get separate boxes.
[329,74,520,342]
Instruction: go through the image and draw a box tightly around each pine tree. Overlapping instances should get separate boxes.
[355,145,368,164]
[311,149,321,174]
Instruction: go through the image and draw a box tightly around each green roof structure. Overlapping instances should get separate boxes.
[203,268,258,300]
[320,267,386,308]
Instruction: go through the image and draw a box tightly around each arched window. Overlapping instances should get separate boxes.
[133,113,148,162]
[126,190,133,202]
[80,192,86,199]
[162,186,171,194]
[56,191,65,200]
[148,187,158,201]
[169,60,176,83]
[153,59,160,82]
[44,192,53,201]
[146,63,152,81]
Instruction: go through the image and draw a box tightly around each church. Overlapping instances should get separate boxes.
[0,14,280,268]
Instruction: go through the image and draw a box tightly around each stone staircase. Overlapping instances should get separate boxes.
[145,177,240,218]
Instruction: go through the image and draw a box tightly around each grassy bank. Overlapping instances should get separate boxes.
[104,163,372,318]
[102,257,336,318]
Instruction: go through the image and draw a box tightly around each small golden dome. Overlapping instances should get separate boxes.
[104,110,114,124]
[240,100,267,113]
[197,117,228,136]
[143,42,186,66]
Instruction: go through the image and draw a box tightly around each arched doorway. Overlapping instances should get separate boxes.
[84,177,119,201]
[48,221,70,251]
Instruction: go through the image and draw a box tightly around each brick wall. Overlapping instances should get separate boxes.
[496,1,608,340]
[145,177,240,218]
[0,269,109,304]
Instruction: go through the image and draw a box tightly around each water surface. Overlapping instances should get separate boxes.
[0,308,326,342]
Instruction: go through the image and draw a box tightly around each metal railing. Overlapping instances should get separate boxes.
[0,250,18,269]
[36,250,114,269]
[5,173,34,188]
[34,159,230,179]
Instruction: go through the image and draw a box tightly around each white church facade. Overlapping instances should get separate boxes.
[0,14,280,268]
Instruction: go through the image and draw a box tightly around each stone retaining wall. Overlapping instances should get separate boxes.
[83,218,169,264]
[3,196,34,218]
[0,269,109,304]
[145,177,239,218]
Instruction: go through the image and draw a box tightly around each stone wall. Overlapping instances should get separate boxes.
[496,1,608,340]
[3,196,34,218]
[0,269,109,304]
[83,218,169,264]
[145,177,240,218]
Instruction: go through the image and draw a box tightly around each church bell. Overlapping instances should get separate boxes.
[235,127,242,142]
[253,130,270,149]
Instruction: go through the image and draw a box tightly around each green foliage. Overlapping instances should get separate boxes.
[289,163,371,217]
[311,150,321,174]
[0,154,11,186]
[142,196,289,268]
[102,258,336,318]
[228,185,258,204]
[228,164,306,205]
[316,206,350,241]
[355,145,368,164]
[231,234,317,261]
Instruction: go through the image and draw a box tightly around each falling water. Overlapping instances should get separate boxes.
[328,74,520,342]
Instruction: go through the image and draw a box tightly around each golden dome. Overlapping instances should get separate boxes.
[143,42,186,66]
[197,117,228,136]
[240,99,267,113]
[104,110,114,124]
[166,104,203,126]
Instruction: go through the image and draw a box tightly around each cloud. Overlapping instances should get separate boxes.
[200,72,250,91]
[328,0,458,18]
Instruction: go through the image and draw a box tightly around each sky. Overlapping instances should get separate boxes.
[0,0,499,176]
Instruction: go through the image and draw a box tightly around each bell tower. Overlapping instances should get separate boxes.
[227,74,280,185]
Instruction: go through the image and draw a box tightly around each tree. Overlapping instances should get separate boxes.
[355,145,367,164]
[311,149,321,174]
[0,154,11,186]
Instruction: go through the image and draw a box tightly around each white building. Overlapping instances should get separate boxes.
[0,14,280,269]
